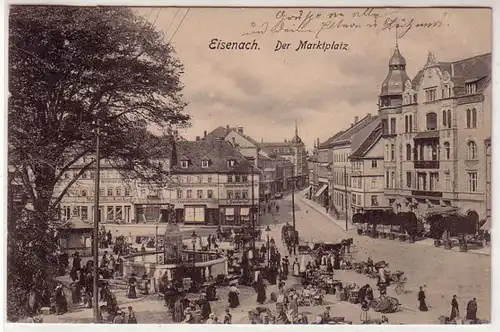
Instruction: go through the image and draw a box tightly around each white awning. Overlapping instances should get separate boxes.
[240,208,250,216]
[225,208,234,216]
[481,217,491,231]
[304,186,311,192]
[315,184,328,198]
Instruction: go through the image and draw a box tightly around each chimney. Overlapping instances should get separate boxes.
[367,113,372,118]
[354,116,359,124]
[317,138,320,148]
[226,125,230,129]
[204,130,207,138]
[237,126,243,134]
[195,136,200,141]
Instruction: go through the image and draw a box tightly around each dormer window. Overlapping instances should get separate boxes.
[181,160,189,168]
[465,83,477,94]
[201,156,210,168]
[227,159,236,167]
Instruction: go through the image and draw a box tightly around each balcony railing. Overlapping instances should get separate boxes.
[413,160,440,169]
[411,190,443,198]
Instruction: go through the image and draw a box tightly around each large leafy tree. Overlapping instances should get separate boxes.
[8,6,189,319]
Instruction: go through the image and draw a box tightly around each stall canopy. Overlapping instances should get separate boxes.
[304,186,311,193]
[480,217,491,231]
[315,184,328,198]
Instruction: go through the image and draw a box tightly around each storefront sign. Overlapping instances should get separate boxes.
[175,199,218,205]
[86,196,134,203]
[220,199,250,205]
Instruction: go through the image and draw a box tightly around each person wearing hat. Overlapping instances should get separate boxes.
[205,313,216,324]
[360,301,370,324]
[450,295,459,321]
[198,292,212,320]
[127,306,137,324]
[223,308,232,324]
[228,283,240,308]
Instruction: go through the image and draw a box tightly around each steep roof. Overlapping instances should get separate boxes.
[318,130,345,149]
[412,53,491,94]
[328,114,379,147]
[349,123,383,159]
[205,126,260,146]
[171,139,259,174]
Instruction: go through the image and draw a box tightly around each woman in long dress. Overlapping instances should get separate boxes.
[127,275,137,299]
[228,285,240,308]
[418,287,428,311]
[450,295,459,320]
[292,258,300,277]
[256,276,266,304]
[466,298,477,321]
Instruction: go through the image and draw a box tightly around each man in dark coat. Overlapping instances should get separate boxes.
[418,286,428,311]
[450,295,459,321]
[197,293,212,320]
[466,298,478,321]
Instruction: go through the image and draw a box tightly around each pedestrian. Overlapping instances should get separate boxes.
[418,286,428,311]
[450,295,459,321]
[127,274,137,299]
[198,293,212,320]
[207,234,212,250]
[255,275,267,304]
[360,301,370,324]
[292,258,300,276]
[127,306,137,323]
[223,308,232,324]
[466,298,478,321]
[228,283,240,308]
[205,313,216,324]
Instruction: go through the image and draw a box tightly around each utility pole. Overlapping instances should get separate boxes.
[344,165,349,231]
[292,164,297,255]
[251,165,256,253]
[92,120,101,323]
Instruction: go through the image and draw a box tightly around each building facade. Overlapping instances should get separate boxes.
[349,124,389,215]
[171,139,260,226]
[378,47,491,223]
[259,123,309,188]
[56,158,174,224]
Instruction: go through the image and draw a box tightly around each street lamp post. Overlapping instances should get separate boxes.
[92,120,101,323]
[191,231,197,283]
[265,225,271,268]
[291,165,297,255]
[155,224,159,263]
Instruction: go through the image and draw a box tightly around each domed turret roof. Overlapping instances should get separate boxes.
[380,46,410,97]
[388,46,406,66]
[290,134,302,144]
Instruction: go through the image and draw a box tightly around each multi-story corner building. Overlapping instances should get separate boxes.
[56,157,174,224]
[259,123,309,188]
[378,45,491,223]
[349,123,389,215]
[171,138,260,225]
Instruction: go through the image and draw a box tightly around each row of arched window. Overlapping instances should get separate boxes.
[403,140,478,161]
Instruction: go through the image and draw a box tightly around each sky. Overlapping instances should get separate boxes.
[139,7,491,150]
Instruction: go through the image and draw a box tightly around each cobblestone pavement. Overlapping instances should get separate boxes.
[42,192,490,323]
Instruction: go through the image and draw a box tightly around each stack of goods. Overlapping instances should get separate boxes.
[371,296,400,313]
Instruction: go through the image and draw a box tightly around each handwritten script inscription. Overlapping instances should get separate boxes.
[241,8,448,39]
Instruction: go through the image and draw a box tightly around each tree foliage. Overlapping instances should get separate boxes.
[8,6,189,319]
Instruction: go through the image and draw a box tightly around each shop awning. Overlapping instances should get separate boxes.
[304,186,311,192]
[481,217,491,231]
[315,184,328,198]
[240,208,249,216]
[225,208,234,216]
